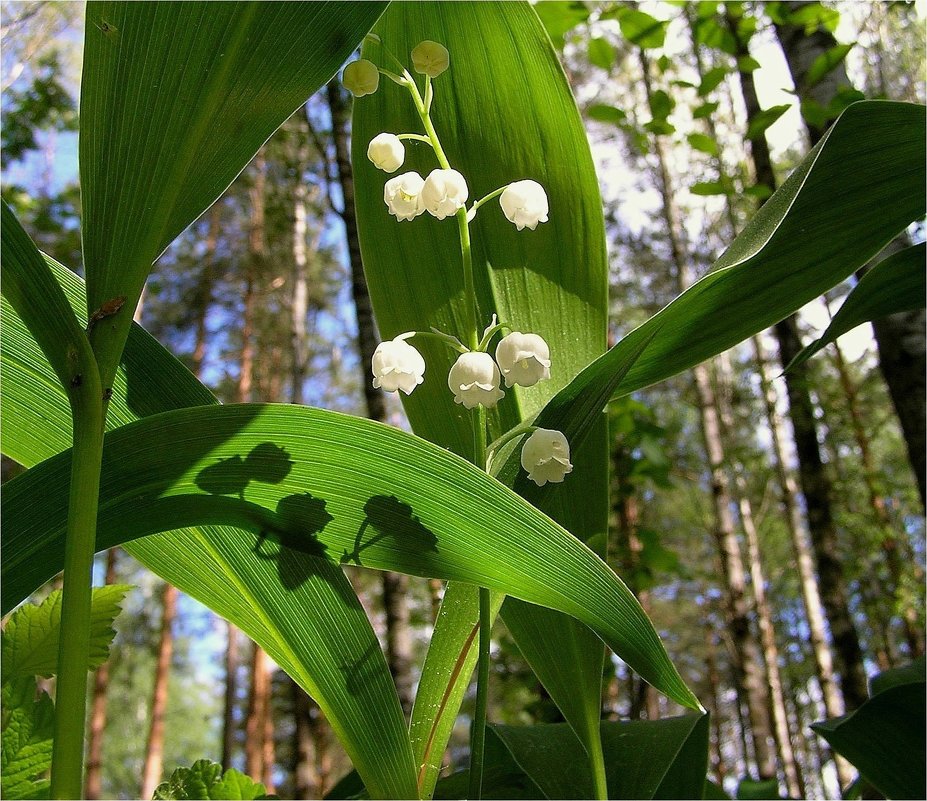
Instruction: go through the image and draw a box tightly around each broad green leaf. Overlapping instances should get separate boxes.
[735,778,782,800]
[690,180,732,196]
[687,132,719,156]
[589,37,615,71]
[693,101,720,119]
[463,715,708,799]
[152,759,269,800]
[1,677,54,801]
[532,0,589,49]
[352,2,614,792]
[693,17,737,56]
[1,585,131,681]
[786,243,925,371]
[869,655,926,697]
[697,66,728,98]
[744,103,791,140]
[587,104,627,125]
[79,1,387,386]
[1,257,418,801]
[0,200,94,399]
[1,402,699,715]
[649,89,675,122]
[785,2,840,34]
[805,43,853,88]
[736,55,761,73]
[812,670,926,799]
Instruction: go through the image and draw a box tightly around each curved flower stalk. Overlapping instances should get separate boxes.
[343,40,569,798]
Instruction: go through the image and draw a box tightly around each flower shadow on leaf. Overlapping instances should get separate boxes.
[341,494,438,566]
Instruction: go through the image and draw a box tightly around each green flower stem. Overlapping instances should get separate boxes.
[477,320,509,353]
[408,329,468,353]
[50,368,105,799]
[485,422,539,473]
[396,133,433,145]
[468,586,492,801]
[588,722,608,801]
[467,186,507,220]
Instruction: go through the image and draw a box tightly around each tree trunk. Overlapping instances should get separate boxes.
[703,625,727,786]
[638,47,777,782]
[140,583,178,799]
[326,79,416,717]
[221,623,239,771]
[192,205,220,377]
[84,549,119,800]
[292,684,318,800]
[727,12,870,713]
[773,3,926,508]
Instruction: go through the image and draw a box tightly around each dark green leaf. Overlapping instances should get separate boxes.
[737,55,762,73]
[688,132,719,155]
[786,2,840,34]
[79,1,387,385]
[649,89,675,121]
[152,759,270,800]
[698,66,728,97]
[645,119,676,136]
[745,104,791,140]
[805,44,853,87]
[612,8,669,49]
[690,180,732,196]
[869,655,926,697]
[1,677,54,801]
[786,243,926,371]
[588,37,614,70]
[743,184,773,200]
[693,101,720,119]
[812,682,925,800]
[695,18,737,56]
[1,585,131,681]
[532,1,589,48]
[735,777,782,800]
[800,97,830,129]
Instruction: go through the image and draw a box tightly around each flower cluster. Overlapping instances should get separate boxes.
[344,39,570,486]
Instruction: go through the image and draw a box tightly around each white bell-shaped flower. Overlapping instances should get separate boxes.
[367,133,405,173]
[371,334,425,394]
[422,169,469,219]
[411,40,450,78]
[342,59,379,98]
[384,171,426,221]
[447,351,505,409]
[500,180,549,231]
[521,428,573,486]
[495,332,551,388]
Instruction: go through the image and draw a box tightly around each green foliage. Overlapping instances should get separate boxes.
[1,585,131,681]
[607,7,670,50]
[812,659,926,800]
[805,44,854,88]
[787,243,926,371]
[589,37,615,71]
[735,777,782,800]
[744,104,791,141]
[697,66,728,98]
[152,760,272,800]
[687,132,719,156]
[1,677,55,800]
[532,1,589,48]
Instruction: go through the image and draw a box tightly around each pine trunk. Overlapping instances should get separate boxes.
[84,549,119,800]
[326,79,416,716]
[221,623,239,771]
[638,48,777,782]
[139,583,178,799]
[292,684,319,799]
[774,5,926,508]
[728,20,869,712]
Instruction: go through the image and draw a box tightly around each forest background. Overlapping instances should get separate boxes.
[1,0,924,799]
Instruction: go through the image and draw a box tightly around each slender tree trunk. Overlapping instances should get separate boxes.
[222,623,239,771]
[704,626,727,785]
[638,48,777,782]
[292,684,319,799]
[192,205,220,377]
[773,5,926,508]
[139,583,178,799]
[727,14,869,712]
[326,80,416,716]
[84,549,119,800]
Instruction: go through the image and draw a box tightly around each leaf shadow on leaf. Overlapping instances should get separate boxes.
[341,494,439,566]
[195,442,295,498]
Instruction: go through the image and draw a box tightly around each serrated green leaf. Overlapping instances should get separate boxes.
[745,103,791,140]
[687,132,719,155]
[697,66,728,97]
[153,759,271,800]
[588,36,614,70]
[1,585,131,681]
[79,1,387,386]
[786,243,925,372]
[587,104,627,125]
[1,677,54,800]
[805,43,853,87]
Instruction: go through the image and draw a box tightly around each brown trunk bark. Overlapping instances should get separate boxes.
[292,684,318,799]
[773,4,927,509]
[192,205,220,377]
[638,47,777,782]
[326,79,416,716]
[222,623,239,771]
[727,12,870,713]
[245,644,272,786]
[84,549,119,800]
[140,583,178,799]
[703,625,727,786]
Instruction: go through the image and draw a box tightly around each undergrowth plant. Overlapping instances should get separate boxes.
[1,3,923,800]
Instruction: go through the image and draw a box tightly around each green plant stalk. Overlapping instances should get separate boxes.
[587,718,608,800]
[468,586,492,800]
[50,369,105,799]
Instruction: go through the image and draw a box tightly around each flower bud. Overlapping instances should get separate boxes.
[448,351,504,409]
[384,171,426,221]
[367,133,405,173]
[500,180,549,231]
[421,169,469,220]
[342,59,379,97]
[521,429,573,486]
[411,40,450,78]
[372,334,426,394]
[495,332,551,388]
